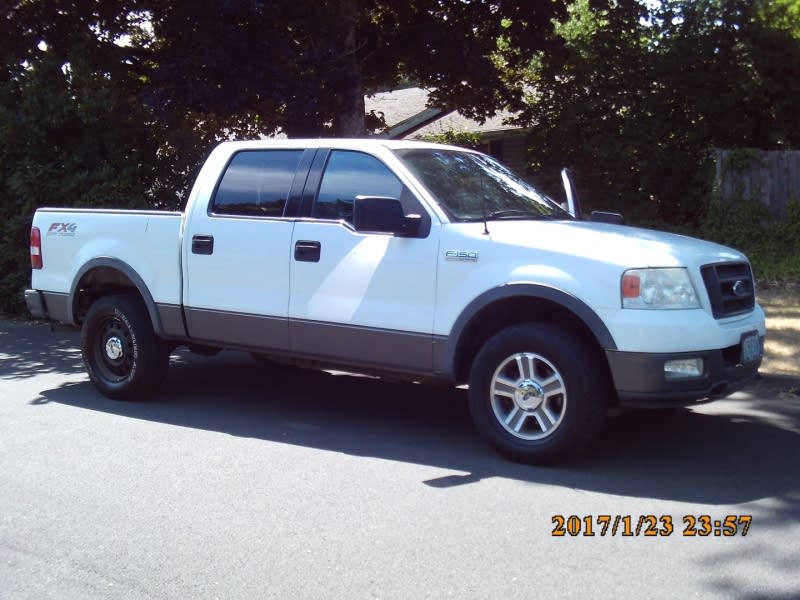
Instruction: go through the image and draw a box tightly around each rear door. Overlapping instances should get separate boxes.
[183,147,313,351]
[288,149,440,373]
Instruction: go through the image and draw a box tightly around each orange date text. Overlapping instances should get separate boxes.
[551,514,752,537]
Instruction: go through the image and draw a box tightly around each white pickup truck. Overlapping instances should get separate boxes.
[25,138,765,463]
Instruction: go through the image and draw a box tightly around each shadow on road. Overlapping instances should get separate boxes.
[0,321,83,379]
[5,321,799,509]
[24,340,800,510]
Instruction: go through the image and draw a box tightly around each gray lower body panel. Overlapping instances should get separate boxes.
[155,303,188,339]
[25,290,70,323]
[606,343,763,407]
[184,307,290,352]
[182,307,444,378]
[290,318,437,374]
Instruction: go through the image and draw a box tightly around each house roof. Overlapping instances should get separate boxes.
[365,87,519,139]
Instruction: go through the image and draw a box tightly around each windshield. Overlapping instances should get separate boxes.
[394,148,571,222]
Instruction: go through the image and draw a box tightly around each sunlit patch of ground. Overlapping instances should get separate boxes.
[757,284,800,378]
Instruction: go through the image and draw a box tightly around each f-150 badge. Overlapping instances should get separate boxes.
[445,250,478,262]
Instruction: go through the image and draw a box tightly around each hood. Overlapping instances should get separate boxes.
[478,220,746,269]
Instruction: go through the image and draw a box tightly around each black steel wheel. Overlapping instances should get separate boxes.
[81,294,170,399]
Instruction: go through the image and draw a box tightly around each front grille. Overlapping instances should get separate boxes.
[700,262,755,319]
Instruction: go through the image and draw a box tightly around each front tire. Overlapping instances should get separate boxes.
[81,294,170,400]
[468,323,609,464]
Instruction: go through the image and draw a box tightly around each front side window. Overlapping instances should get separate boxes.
[395,148,570,222]
[313,151,403,222]
[212,150,303,216]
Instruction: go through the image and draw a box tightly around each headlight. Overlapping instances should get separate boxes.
[621,267,700,309]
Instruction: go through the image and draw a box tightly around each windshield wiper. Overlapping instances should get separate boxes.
[486,209,547,220]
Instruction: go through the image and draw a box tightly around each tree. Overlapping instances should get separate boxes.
[366,0,566,120]
[0,1,162,313]
[144,0,567,137]
[1,0,568,314]
[514,0,800,225]
[514,0,664,219]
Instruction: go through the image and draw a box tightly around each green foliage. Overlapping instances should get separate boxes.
[417,129,482,149]
[514,0,800,228]
[724,148,764,172]
[146,1,565,137]
[0,52,160,315]
[3,0,800,317]
[0,0,568,316]
[757,0,800,39]
[699,198,800,283]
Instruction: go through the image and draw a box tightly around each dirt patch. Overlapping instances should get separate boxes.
[757,282,799,378]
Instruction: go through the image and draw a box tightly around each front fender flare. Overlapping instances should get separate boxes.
[438,283,617,379]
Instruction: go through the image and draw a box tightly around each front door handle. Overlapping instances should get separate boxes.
[294,240,321,262]
[191,235,214,255]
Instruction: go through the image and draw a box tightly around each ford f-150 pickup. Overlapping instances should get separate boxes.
[25,138,766,463]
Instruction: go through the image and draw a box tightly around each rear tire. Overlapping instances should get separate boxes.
[468,323,609,464]
[81,294,170,400]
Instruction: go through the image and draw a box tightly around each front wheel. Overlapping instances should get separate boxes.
[81,294,170,400]
[468,323,609,464]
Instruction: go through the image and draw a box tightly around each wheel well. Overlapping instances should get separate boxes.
[73,267,140,323]
[452,296,608,384]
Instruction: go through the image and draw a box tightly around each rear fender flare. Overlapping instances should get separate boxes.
[69,257,164,336]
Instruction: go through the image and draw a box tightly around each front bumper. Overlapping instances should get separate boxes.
[606,339,763,408]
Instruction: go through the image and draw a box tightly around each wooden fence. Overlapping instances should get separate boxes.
[715,149,800,219]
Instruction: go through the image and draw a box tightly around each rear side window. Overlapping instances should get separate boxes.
[212,150,303,216]
[313,150,403,222]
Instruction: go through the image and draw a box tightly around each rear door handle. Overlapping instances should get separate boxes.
[294,240,321,262]
[191,235,214,255]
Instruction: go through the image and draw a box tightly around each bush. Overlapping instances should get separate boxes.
[698,197,800,284]
[417,129,482,149]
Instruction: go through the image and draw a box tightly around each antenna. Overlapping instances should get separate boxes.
[482,194,490,235]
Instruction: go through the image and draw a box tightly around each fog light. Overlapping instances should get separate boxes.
[664,358,704,379]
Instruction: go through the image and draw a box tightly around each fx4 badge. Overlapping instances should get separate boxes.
[47,222,78,236]
[445,250,478,262]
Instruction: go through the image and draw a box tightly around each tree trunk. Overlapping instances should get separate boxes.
[332,0,366,137]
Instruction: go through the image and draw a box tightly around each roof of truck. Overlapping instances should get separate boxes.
[217,138,473,153]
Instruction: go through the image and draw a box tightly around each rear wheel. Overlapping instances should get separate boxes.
[81,294,170,399]
[468,323,609,464]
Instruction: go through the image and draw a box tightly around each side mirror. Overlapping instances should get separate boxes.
[353,196,421,236]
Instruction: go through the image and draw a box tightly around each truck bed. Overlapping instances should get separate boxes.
[30,208,184,322]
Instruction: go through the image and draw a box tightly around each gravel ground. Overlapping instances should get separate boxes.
[757,283,800,378]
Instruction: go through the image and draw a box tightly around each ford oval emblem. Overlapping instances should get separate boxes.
[732,280,749,297]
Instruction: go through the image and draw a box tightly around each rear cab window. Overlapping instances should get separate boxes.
[212,150,303,217]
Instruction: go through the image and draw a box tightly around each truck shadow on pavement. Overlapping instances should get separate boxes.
[31,346,800,512]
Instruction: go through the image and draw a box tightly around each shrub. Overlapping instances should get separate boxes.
[698,197,800,284]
